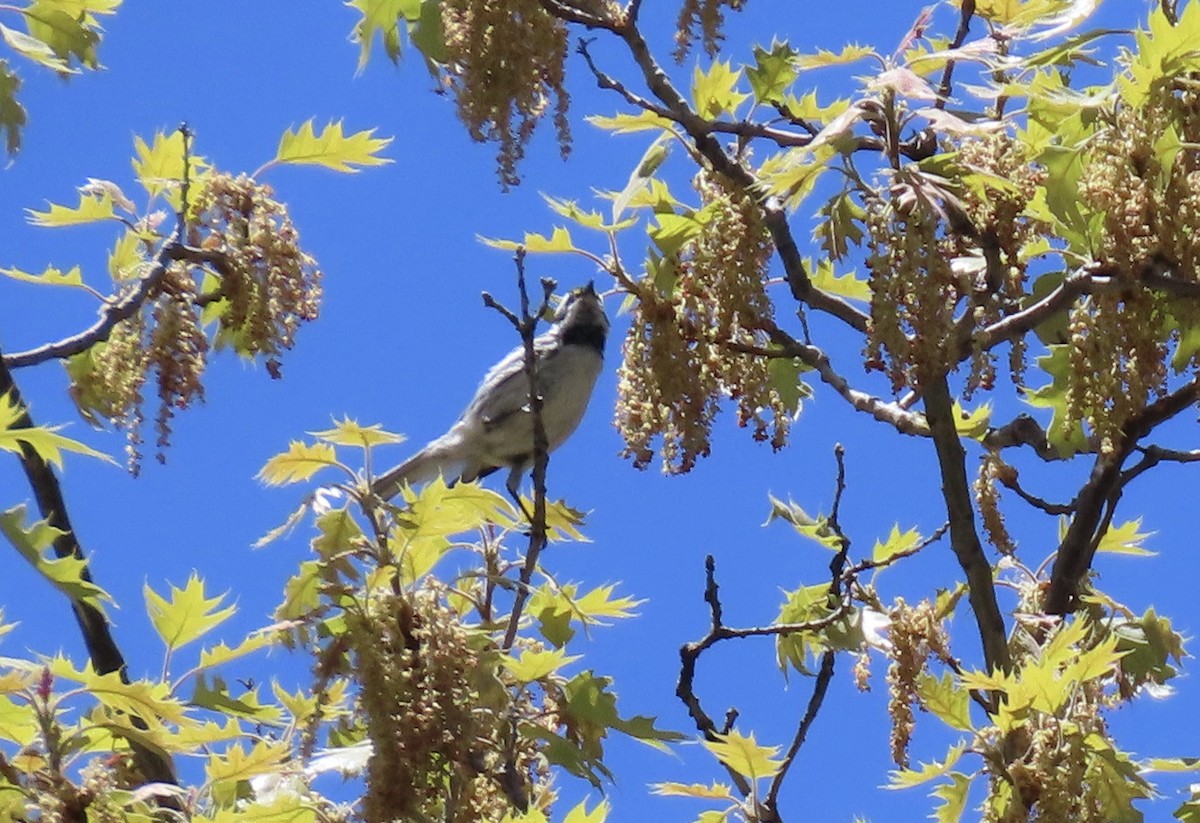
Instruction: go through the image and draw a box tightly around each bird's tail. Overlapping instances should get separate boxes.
[371,439,461,500]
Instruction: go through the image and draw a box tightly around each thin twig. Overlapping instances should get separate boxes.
[935,0,976,108]
[495,250,556,650]
[3,244,228,369]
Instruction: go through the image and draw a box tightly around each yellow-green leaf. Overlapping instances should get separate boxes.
[132,129,209,207]
[702,730,783,781]
[0,505,112,612]
[650,781,736,800]
[561,799,609,823]
[205,739,290,785]
[502,648,580,683]
[0,265,88,292]
[932,772,972,823]
[144,573,236,651]
[810,258,869,301]
[916,672,973,731]
[0,23,70,72]
[794,43,874,70]
[257,440,340,486]
[27,192,115,227]
[273,119,392,173]
[872,524,922,564]
[347,0,420,72]
[585,110,675,134]
[310,416,405,449]
[691,60,750,118]
[887,742,966,789]
[953,401,992,440]
[1096,518,1155,556]
[198,631,276,670]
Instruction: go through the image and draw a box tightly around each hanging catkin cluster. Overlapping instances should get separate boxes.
[66,172,321,472]
[615,170,786,473]
[884,598,951,768]
[951,133,1047,392]
[1064,82,1200,453]
[863,181,963,392]
[674,0,748,61]
[440,0,572,188]
[351,586,553,821]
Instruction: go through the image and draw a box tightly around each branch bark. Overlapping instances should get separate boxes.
[0,344,177,785]
[923,376,1011,673]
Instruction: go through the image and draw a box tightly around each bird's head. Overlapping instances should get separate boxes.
[554,281,609,351]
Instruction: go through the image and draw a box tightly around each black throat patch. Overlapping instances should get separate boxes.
[562,323,607,353]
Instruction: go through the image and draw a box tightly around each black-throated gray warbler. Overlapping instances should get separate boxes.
[372,282,608,500]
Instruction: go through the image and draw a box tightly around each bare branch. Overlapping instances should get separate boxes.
[497,250,556,650]
[0,345,177,785]
[924,376,1011,673]
[3,244,229,369]
[1045,377,1200,614]
[935,0,976,108]
[729,327,930,436]
[982,414,1067,462]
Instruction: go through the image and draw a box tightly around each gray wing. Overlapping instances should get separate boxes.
[464,334,556,429]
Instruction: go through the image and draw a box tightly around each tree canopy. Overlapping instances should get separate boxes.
[2,1,1200,821]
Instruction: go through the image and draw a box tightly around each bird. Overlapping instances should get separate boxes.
[370,282,608,503]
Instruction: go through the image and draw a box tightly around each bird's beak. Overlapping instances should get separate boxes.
[584,280,596,295]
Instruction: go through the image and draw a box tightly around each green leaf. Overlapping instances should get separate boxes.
[0,392,114,467]
[691,60,750,118]
[0,22,70,72]
[273,119,393,173]
[0,504,112,612]
[502,648,580,683]
[1024,345,1088,456]
[0,264,84,288]
[410,0,447,64]
[544,195,638,232]
[347,0,421,71]
[0,60,25,155]
[767,352,811,418]
[132,129,208,205]
[815,191,866,262]
[144,573,236,651]
[192,675,283,723]
[257,440,341,485]
[649,211,704,256]
[794,43,873,70]
[198,631,276,670]
[810,258,869,301]
[952,401,992,440]
[27,192,115,226]
[703,730,783,781]
[586,109,675,134]
[917,672,973,731]
[886,742,966,789]
[931,773,972,823]
[561,799,609,823]
[765,494,843,550]
[746,41,797,104]
[1096,518,1155,556]
[872,524,922,564]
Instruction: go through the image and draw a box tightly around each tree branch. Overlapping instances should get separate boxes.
[490,250,556,651]
[1045,377,1200,614]
[923,376,1011,673]
[0,345,177,785]
[3,243,228,369]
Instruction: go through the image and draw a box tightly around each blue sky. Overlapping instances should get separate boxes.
[1,1,1197,820]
